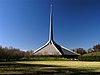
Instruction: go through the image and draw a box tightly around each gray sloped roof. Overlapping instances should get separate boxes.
[34,41,79,56]
[53,41,79,55]
[34,41,62,55]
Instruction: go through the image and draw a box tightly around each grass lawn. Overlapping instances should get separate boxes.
[0,61,100,75]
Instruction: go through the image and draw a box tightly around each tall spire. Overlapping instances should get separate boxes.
[49,3,53,43]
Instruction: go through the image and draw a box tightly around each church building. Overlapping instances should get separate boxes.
[34,4,79,58]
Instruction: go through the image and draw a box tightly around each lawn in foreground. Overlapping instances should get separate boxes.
[0,61,100,75]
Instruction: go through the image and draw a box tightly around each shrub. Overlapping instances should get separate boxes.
[78,52,100,61]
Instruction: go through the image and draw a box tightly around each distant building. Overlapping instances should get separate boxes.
[34,4,79,58]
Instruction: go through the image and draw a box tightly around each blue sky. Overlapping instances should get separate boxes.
[0,0,100,50]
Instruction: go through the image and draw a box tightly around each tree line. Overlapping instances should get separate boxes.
[0,46,33,61]
[0,44,100,61]
[72,44,100,55]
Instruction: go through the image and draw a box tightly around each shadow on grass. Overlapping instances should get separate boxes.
[0,62,100,75]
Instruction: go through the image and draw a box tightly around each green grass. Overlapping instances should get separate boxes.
[0,61,100,75]
[20,57,69,61]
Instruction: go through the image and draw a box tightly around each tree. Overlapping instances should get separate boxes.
[0,45,2,49]
[87,48,94,53]
[73,48,86,55]
[93,44,100,52]
[24,50,34,58]
[0,45,25,61]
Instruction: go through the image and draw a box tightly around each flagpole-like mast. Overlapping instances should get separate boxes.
[49,3,53,43]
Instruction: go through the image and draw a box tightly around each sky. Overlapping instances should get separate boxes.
[0,0,100,51]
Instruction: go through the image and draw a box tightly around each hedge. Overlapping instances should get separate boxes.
[78,52,100,61]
